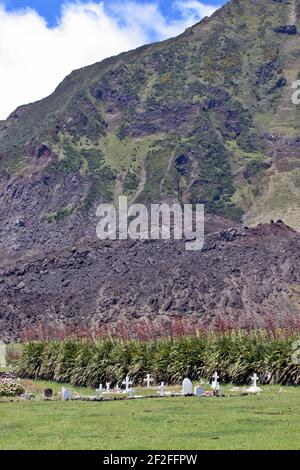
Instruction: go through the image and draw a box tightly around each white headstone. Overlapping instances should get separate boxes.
[182,378,193,396]
[194,386,204,397]
[122,376,133,394]
[106,382,110,393]
[144,374,154,388]
[62,388,73,401]
[96,384,103,398]
[159,382,166,397]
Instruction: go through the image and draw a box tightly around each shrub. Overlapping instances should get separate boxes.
[17,329,300,386]
[0,378,25,397]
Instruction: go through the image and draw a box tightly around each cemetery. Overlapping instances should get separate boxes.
[0,370,266,403]
[0,330,299,449]
[0,368,300,450]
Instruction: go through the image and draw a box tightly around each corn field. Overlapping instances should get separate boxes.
[17,330,300,386]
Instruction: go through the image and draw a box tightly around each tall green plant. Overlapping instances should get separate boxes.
[17,330,300,386]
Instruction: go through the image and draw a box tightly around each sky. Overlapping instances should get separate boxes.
[0,0,225,119]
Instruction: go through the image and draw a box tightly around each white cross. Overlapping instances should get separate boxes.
[212,372,220,390]
[159,382,166,397]
[144,374,154,388]
[246,373,262,394]
[96,384,103,397]
[122,376,133,393]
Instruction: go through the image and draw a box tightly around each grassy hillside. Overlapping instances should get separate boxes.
[0,0,299,228]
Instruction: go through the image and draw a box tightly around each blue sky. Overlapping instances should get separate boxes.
[0,1,225,119]
[4,0,225,27]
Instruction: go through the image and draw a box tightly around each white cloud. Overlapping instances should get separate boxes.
[107,1,221,40]
[174,0,219,21]
[0,1,219,120]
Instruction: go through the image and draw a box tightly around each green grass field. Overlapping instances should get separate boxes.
[0,383,300,450]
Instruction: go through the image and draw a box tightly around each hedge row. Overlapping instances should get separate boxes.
[17,330,300,386]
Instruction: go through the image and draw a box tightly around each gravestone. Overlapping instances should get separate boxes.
[61,388,73,401]
[96,384,103,398]
[159,382,166,397]
[128,389,135,399]
[247,373,262,393]
[211,372,219,389]
[21,390,31,401]
[194,386,204,397]
[182,378,193,396]
[211,372,221,395]
[106,382,110,393]
[122,376,133,394]
[43,388,53,400]
[0,341,6,367]
[144,374,154,388]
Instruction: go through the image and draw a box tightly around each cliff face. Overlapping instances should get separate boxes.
[0,0,299,339]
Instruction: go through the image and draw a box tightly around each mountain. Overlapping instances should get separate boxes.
[0,0,299,340]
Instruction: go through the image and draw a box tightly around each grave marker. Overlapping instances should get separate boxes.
[247,373,262,393]
[21,390,31,401]
[211,372,221,396]
[144,374,154,388]
[194,386,204,397]
[62,388,73,401]
[159,382,166,397]
[128,389,135,399]
[96,384,103,398]
[0,341,6,367]
[43,388,53,400]
[182,378,193,396]
[122,376,133,394]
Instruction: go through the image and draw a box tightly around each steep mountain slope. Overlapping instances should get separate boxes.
[0,0,299,339]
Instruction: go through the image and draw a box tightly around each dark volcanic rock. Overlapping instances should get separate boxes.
[0,222,299,342]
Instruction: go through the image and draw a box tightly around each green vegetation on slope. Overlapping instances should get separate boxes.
[0,0,299,226]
